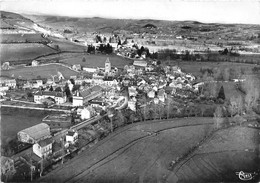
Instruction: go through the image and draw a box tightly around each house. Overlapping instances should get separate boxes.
[34,91,67,104]
[17,123,51,144]
[148,90,155,98]
[80,107,91,120]
[0,77,16,89]
[82,67,97,73]
[31,60,39,66]
[133,60,147,67]
[42,114,72,130]
[72,85,103,106]
[33,137,53,159]
[128,86,138,97]
[89,97,107,110]
[158,89,166,102]
[1,156,16,181]
[103,77,118,86]
[72,64,82,71]
[128,97,137,111]
[66,130,78,145]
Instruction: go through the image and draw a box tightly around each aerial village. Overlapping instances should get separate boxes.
[0,52,203,181]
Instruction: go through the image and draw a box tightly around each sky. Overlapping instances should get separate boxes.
[0,0,259,24]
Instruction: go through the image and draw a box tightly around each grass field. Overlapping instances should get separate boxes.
[0,63,78,79]
[40,119,258,183]
[47,37,87,52]
[38,52,133,68]
[169,126,259,182]
[39,118,214,183]
[165,61,258,77]
[0,43,57,62]
[0,34,48,43]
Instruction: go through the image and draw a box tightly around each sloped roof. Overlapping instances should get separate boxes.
[19,123,50,141]
[38,137,53,147]
[34,91,65,97]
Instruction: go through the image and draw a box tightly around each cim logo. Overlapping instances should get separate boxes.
[235,171,258,181]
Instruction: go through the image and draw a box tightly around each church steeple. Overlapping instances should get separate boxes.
[105,58,111,73]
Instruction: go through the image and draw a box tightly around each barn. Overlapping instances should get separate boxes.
[17,123,51,144]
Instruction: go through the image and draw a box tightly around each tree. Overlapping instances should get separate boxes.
[243,75,260,113]
[49,85,53,91]
[217,86,225,100]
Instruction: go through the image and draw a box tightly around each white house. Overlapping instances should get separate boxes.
[66,131,78,145]
[148,90,155,98]
[133,60,147,67]
[82,67,97,73]
[31,60,39,66]
[33,137,53,159]
[34,91,67,104]
[80,107,91,120]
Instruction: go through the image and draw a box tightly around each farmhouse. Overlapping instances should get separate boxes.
[17,123,51,144]
[42,114,72,131]
[72,85,103,106]
[33,137,53,159]
[34,91,67,104]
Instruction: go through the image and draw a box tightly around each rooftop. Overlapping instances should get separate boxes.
[19,123,50,141]
[42,114,72,123]
[38,137,53,147]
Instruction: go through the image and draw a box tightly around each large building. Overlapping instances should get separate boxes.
[73,85,103,106]
[17,123,51,144]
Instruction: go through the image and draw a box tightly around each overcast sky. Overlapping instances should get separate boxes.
[0,0,259,24]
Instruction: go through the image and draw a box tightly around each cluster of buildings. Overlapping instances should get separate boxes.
[1,55,202,181]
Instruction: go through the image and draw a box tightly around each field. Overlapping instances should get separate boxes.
[0,43,57,62]
[0,34,48,43]
[37,52,133,68]
[165,61,259,77]
[169,126,259,182]
[47,37,87,52]
[39,119,258,183]
[39,118,214,182]
[0,63,78,79]
[1,113,44,147]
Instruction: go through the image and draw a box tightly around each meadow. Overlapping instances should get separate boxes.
[0,34,48,43]
[0,63,78,79]
[0,43,57,62]
[38,52,133,68]
[39,118,214,182]
[40,119,258,183]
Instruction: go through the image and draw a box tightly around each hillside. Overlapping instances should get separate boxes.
[38,118,259,183]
